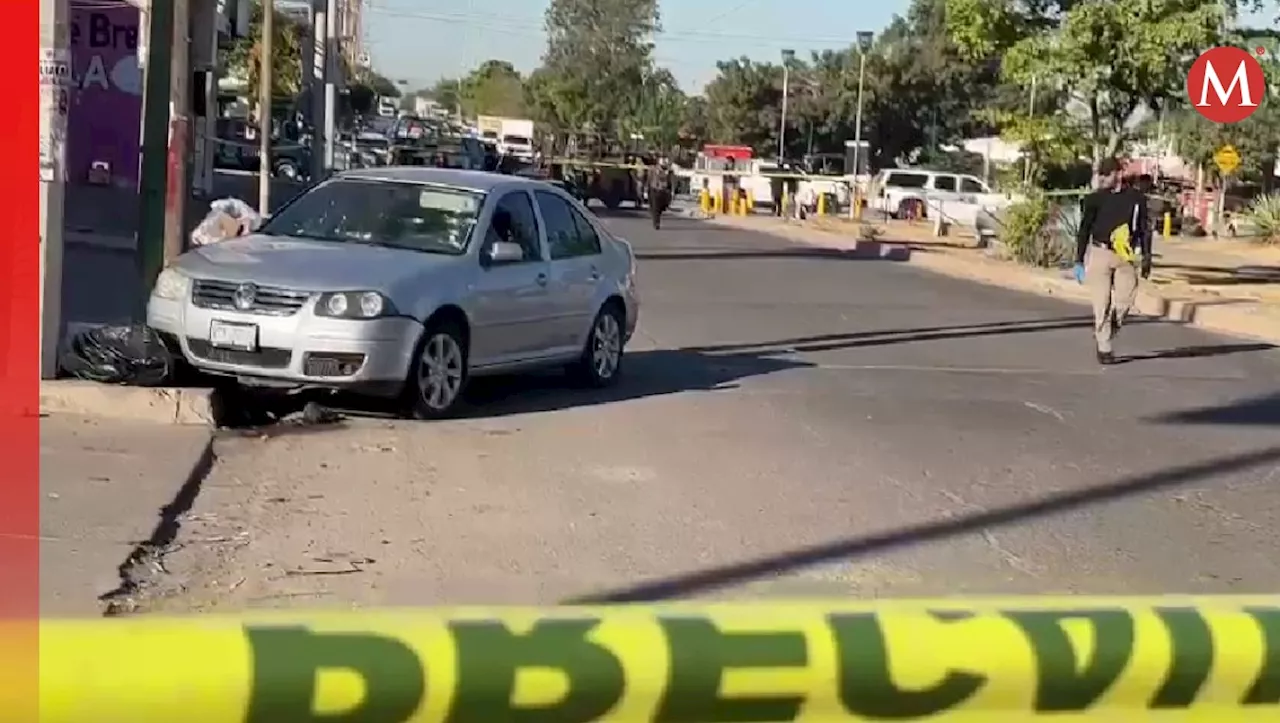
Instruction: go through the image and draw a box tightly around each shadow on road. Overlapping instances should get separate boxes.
[638,241,911,262]
[459,317,1108,417]
[1113,342,1276,364]
[1150,391,1280,427]
[685,316,1096,355]
[461,348,810,418]
[567,445,1280,603]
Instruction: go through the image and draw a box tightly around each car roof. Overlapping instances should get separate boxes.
[337,166,545,193]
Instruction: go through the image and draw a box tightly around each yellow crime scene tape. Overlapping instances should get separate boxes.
[546,158,825,180]
[34,597,1280,722]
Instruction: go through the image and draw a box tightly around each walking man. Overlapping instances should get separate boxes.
[1074,158,1153,365]
[647,157,674,230]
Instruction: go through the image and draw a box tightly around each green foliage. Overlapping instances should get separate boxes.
[947,0,1225,167]
[1165,58,1280,185]
[1242,194,1280,244]
[999,190,1074,267]
[530,0,662,135]
[223,0,305,102]
[458,60,528,118]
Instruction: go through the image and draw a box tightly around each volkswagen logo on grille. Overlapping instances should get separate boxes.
[233,283,257,310]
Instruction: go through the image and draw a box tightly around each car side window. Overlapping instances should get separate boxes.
[565,204,602,257]
[932,175,958,192]
[535,191,597,260]
[960,177,987,193]
[485,191,542,262]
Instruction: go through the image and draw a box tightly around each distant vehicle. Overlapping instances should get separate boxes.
[377,96,398,118]
[214,117,310,181]
[868,168,1008,220]
[147,168,640,419]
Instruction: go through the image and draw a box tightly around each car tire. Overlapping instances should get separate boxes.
[274,159,299,180]
[403,320,469,419]
[567,302,625,388]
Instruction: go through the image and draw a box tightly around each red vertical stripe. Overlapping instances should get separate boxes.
[1,0,42,717]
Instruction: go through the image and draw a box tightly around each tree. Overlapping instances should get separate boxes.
[534,0,662,135]
[696,0,1005,168]
[620,68,688,150]
[459,60,528,117]
[945,0,1226,170]
[702,58,784,153]
[223,0,305,104]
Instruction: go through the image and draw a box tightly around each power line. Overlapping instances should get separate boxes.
[362,6,859,48]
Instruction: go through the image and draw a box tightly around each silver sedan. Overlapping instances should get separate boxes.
[147,167,640,418]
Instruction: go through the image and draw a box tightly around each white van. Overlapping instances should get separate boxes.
[869,169,1004,219]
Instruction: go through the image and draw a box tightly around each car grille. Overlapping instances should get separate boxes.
[186,338,293,368]
[191,279,311,316]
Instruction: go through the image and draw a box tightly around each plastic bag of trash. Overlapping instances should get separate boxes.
[58,324,173,386]
[190,197,261,247]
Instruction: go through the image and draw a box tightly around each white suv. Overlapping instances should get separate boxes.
[869,169,995,219]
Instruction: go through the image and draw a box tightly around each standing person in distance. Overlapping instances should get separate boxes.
[1074,158,1153,365]
[648,157,675,230]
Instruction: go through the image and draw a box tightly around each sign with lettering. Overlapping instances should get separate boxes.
[66,2,143,186]
[36,599,1280,722]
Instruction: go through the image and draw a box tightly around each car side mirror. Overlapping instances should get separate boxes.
[484,241,524,265]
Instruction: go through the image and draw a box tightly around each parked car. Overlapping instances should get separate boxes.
[147,168,640,419]
[868,168,1007,220]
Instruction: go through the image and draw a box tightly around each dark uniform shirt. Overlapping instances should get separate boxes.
[1075,188,1151,264]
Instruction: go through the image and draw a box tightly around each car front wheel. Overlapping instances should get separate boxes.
[405,322,468,419]
[568,303,625,387]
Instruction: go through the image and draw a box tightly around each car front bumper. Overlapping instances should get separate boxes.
[148,292,423,396]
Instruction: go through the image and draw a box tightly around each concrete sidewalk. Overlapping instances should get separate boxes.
[40,414,213,616]
[708,214,1280,345]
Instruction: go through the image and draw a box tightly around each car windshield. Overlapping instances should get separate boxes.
[259,178,483,255]
[503,135,531,146]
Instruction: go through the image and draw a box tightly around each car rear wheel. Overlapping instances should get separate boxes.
[568,303,625,388]
[274,159,300,180]
[405,321,468,419]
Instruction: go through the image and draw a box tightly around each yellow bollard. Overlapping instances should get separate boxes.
[1163,211,1172,240]
[713,193,723,215]
[817,193,827,217]
[699,189,711,214]
[746,191,755,213]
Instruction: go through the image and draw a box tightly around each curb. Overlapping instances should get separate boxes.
[40,380,216,426]
[708,216,1280,345]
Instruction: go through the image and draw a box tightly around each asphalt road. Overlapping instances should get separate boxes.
[133,213,1280,612]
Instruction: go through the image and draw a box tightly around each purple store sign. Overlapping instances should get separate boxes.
[67,1,142,188]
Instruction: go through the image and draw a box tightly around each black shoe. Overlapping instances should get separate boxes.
[1096,349,1114,365]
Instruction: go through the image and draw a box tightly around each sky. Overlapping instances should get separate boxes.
[362,0,914,93]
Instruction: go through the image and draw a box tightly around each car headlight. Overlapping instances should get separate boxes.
[152,267,190,300]
[315,291,396,319]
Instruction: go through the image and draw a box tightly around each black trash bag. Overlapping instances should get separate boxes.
[58,324,173,386]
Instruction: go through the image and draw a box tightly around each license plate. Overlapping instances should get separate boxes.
[209,320,258,351]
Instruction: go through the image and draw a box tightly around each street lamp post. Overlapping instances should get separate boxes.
[779,49,794,162]
[850,31,873,219]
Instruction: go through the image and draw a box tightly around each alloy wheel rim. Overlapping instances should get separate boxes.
[419,333,464,410]
[592,313,621,379]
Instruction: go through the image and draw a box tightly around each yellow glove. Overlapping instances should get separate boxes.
[1109,224,1136,263]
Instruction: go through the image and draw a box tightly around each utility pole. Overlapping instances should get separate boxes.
[137,0,177,307]
[1023,76,1037,185]
[849,31,873,220]
[258,0,274,216]
[309,0,327,181]
[163,0,193,263]
[324,0,338,171]
[39,0,70,379]
[778,49,794,162]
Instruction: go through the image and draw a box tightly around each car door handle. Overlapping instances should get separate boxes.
[589,267,601,281]
[536,273,548,286]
